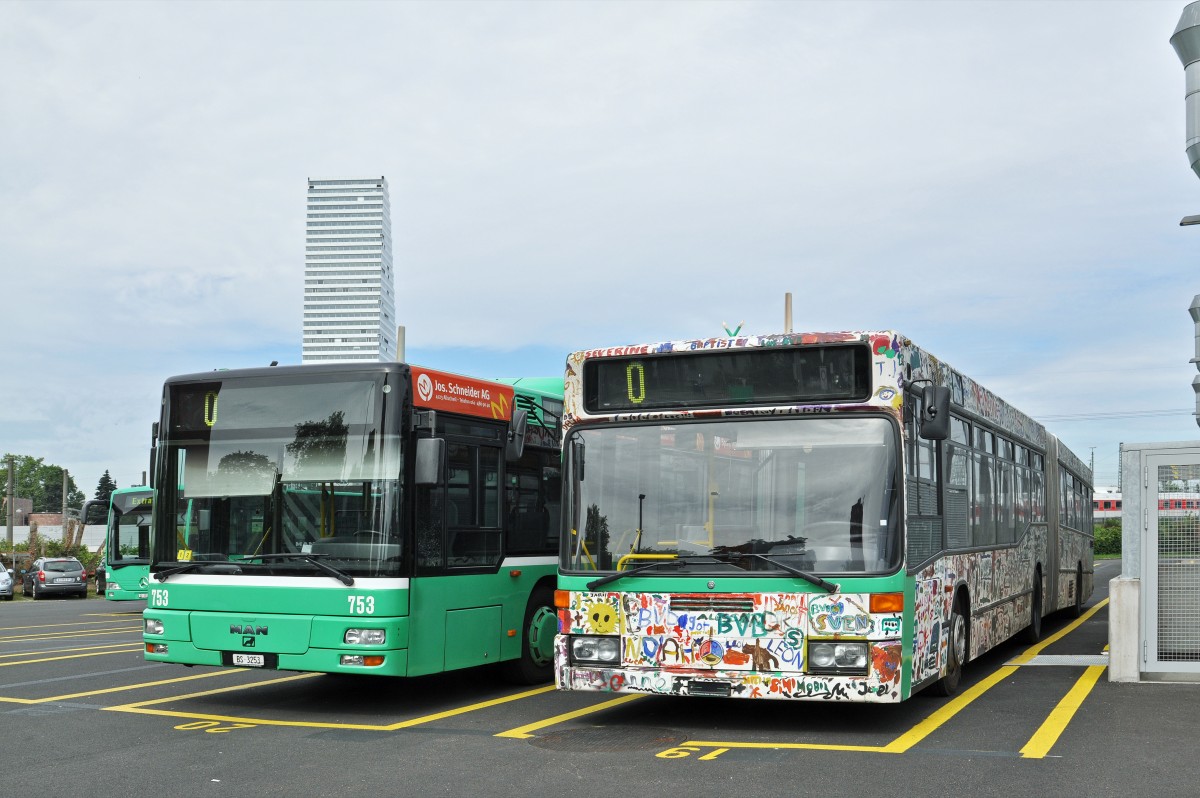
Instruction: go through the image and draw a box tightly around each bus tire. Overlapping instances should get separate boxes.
[929,592,967,697]
[1068,564,1084,618]
[1023,569,1043,644]
[503,587,556,685]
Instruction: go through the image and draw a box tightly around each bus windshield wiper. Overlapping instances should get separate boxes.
[586,558,686,591]
[153,561,241,581]
[252,553,355,586]
[719,552,840,593]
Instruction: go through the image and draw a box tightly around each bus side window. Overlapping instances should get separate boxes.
[446,442,503,568]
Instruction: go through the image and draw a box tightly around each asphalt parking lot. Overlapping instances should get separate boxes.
[2,557,1196,798]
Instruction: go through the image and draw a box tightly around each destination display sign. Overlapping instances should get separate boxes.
[583,344,871,413]
[410,367,514,421]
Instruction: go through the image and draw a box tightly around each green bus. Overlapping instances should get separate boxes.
[555,331,1093,701]
[85,486,153,600]
[143,362,563,682]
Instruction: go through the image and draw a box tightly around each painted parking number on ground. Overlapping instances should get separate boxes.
[175,720,257,733]
[656,746,729,760]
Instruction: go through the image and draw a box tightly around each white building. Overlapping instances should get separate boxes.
[302,176,397,363]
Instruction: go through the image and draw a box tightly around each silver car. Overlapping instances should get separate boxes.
[22,557,88,599]
[0,568,12,600]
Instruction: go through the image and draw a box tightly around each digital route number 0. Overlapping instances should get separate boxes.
[625,363,645,405]
[204,391,218,427]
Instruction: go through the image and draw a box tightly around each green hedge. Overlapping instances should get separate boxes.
[1095,520,1122,556]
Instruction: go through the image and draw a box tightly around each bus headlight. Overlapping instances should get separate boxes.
[107,582,121,591]
[807,641,869,675]
[570,636,620,665]
[344,628,386,645]
[144,619,164,635]
[340,655,386,667]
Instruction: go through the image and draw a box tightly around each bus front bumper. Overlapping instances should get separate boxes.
[557,662,903,702]
[143,610,410,677]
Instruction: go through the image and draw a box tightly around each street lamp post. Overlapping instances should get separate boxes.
[1170,10,1200,426]
[1191,294,1200,428]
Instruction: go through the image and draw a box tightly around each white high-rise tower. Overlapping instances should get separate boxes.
[302,176,396,363]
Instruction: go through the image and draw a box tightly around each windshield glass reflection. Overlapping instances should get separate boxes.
[156,374,403,578]
[562,417,900,576]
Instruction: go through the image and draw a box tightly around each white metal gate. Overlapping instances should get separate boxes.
[1143,453,1200,676]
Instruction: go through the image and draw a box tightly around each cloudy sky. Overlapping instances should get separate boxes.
[1,0,1197,494]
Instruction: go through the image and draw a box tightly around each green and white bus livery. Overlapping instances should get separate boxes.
[82,485,153,601]
[144,362,563,681]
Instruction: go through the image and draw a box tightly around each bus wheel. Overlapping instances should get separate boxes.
[503,587,556,685]
[1068,564,1084,618]
[929,593,967,697]
[1023,570,1043,644]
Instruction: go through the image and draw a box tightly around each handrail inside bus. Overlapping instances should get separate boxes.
[615,552,678,572]
[569,528,597,570]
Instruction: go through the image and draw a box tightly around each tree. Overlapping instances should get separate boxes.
[94,470,118,507]
[585,503,611,567]
[286,411,349,477]
[2,454,85,513]
[217,450,275,477]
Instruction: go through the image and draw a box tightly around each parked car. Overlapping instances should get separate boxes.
[0,568,12,600]
[22,557,88,599]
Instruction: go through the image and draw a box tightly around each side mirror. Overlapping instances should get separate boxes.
[919,385,951,441]
[80,499,106,526]
[415,438,445,486]
[149,422,159,489]
[506,409,528,462]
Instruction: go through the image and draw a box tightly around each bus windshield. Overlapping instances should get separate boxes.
[154,372,404,578]
[562,416,901,576]
[110,489,152,565]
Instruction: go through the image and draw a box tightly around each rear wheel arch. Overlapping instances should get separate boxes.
[927,585,970,697]
[1023,565,1044,643]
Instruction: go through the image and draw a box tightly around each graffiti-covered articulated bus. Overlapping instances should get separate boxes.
[555,331,1093,702]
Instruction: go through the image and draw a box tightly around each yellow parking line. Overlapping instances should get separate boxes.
[1009,598,1108,665]
[881,664,1019,753]
[0,667,247,705]
[0,642,139,660]
[0,620,140,633]
[495,694,643,739]
[679,739,885,753]
[1019,664,1107,759]
[670,664,1018,756]
[0,628,142,645]
[110,678,557,732]
[530,601,1111,755]
[0,646,147,668]
[110,672,323,710]
[39,668,247,703]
